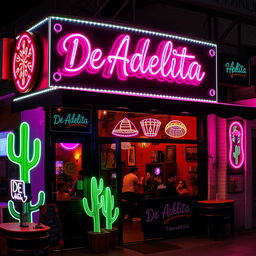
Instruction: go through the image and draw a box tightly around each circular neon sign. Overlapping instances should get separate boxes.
[12,32,39,93]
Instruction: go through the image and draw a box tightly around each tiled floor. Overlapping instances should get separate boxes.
[52,229,256,256]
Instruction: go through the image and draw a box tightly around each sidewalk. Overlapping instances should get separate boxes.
[52,229,256,256]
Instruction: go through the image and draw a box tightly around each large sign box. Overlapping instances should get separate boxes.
[17,16,217,103]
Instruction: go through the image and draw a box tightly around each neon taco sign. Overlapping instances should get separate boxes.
[19,17,216,102]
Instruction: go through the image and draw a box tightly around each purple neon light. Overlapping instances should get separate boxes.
[54,23,62,33]
[209,49,215,57]
[209,89,216,97]
[228,121,244,169]
[56,33,206,85]
[154,167,161,176]
[60,143,80,150]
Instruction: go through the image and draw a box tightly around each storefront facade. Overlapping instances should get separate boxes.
[1,16,256,247]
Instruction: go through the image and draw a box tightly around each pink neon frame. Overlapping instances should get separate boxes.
[228,121,244,169]
[60,143,80,150]
[56,33,206,86]
[13,32,38,93]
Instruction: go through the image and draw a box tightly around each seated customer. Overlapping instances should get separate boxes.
[143,171,158,194]
[56,182,70,201]
[155,172,179,197]
[176,180,189,196]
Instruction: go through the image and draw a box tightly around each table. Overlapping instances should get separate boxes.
[0,203,7,223]
[197,200,235,239]
[0,222,50,256]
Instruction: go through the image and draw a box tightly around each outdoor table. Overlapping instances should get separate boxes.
[197,200,235,239]
[0,222,50,256]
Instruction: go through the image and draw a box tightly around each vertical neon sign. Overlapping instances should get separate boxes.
[7,122,45,223]
[228,121,244,169]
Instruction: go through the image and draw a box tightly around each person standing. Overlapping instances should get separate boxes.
[122,167,142,220]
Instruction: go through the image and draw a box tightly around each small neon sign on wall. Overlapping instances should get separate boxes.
[228,120,244,169]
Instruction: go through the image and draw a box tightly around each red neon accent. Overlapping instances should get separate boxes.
[12,32,39,93]
[56,33,206,86]
[2,38,14,80]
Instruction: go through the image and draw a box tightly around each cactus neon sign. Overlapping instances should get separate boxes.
[228,121,244,169]
[7,122,45,222]
[82,177,119,232]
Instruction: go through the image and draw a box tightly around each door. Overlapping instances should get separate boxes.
[98,141,122,242]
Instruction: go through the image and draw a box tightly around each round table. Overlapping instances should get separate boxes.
[197,200,235,239]
[0,222,50,256]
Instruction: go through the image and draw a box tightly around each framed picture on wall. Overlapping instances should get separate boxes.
[101,148,116,170]
[165,145,176,163]
[127,145,136,166]
[185,146,197,162]
[228,174,244,193]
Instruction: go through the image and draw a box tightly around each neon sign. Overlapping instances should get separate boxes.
[140,118,161,137]
[47,16,217,102]
[12,32,39,93]
[60,143,80,150]
[112,117,139,137]
[225,61,247,78]
[228,121,244,169]
[7,122,45,222]
[165,120,187,138]
[10,179,28,203]
[82,177,119,232]
[56,33,205,85]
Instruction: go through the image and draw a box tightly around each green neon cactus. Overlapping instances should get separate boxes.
[7,122,41,183]
[8,191,45,222]
[82,177,104,233]
[233,145,240,165]
[7,122,45,222]
[101,186,119,230]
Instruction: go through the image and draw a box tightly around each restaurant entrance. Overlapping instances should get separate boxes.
[120,141,199,243]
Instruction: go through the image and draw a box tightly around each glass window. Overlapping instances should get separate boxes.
[55,143,84,200]
[98,110,197,140]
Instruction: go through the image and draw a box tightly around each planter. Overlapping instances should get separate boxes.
[104,228,118,248]
[88,230,110,253]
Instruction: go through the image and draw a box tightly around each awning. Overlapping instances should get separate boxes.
[12,89,256,120]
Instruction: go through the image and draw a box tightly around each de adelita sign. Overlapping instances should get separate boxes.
[13,16,217,103]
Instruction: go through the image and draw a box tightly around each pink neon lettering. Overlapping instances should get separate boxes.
[56,33,206,85]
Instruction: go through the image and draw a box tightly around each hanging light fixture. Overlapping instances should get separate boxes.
[60,143,80,150]
[165,120,187,138]
[140,118,161,137]
[112,117,139,137]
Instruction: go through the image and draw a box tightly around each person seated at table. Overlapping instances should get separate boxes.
[143,171,158,194]
[56,182,70,201]
[176,179,189,196]
[154,175,162,185]
[155,172,179,197]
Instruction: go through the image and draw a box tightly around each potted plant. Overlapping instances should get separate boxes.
[82,177,109,253]
[101,186,119,248]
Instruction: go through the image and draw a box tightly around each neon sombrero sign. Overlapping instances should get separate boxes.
[16,17,217,102]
